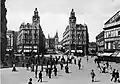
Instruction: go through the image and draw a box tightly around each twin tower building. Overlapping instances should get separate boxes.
[17,8,89,55]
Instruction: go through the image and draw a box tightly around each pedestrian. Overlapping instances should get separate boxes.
[99,63,102,73]
[60,62,63,70]
[102,64,106,73]
[74,58,76,64]
[87,57,88,62]
[108,65,112,73]
[22,62,24,67]
[31,63,34,72]
[38,71,42,82]
[111,69,116,82]
[61,56,65,64]
[47,60,49,68]
[28,78,32,84]
[54,65,57,76]
[55,56,58,64]
[46,67,49,76]
[12,64,17,72]
[65,65,69,73]
[48,68,52,78]
[78,59,81,70]
[114,70,119,82]
[35,64,38,78]
[26,63,29,70]
[94,58,97,64]
[97,60,100,68]
[90,69,96,82]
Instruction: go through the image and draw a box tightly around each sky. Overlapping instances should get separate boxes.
[6,0,120,42]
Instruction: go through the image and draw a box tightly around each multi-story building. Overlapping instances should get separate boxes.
[17,8,46,56]
[96,31,104,52]
[46,32,59,52]
[6,30,15,55]
[62,9,89,55]
[103,11,120,52]
[88,42,97,55]
[1,0,7,63]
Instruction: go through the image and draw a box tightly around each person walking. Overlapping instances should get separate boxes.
[78,59,81,70]
[46,67,49,76]
[54,65,57,76]
[106,61,109,69]
[102,64,106,73]
[28,78,32,84]
[65,65,69,73]
[48,68,52,78]
[60,62,63,70]
[35,64,38,78]
[31,63,34,72]
[114,70,119,82]
[61,56,65,64]
[74,58,76,64]
[38,71,42,82]
[26,63,29,70]
[12,64,17,72]
[111,69,116,82]
[90,69,96,82]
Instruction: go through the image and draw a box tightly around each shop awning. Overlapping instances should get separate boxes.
[77,50,83,53]
[101,53,113,56]
[33,50,37,52]
[71,50,75,53]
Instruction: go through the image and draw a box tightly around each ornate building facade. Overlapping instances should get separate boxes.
[103,11,120,52]
[1,0,7,63]
[17,8,46,56]
[46,32,59,52]
[62,9,89,55]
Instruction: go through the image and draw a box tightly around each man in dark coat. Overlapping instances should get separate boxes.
[35,64,38,78]
[12,64,17,72]
[90,69,96,82]
[114,70,119,82]
[65,65,69,73]
[54,66,57,76]
[78,59,81,70]
[48,68,52,78]
[46,67,48,76]
[111,69,116,81]
[60,62,63,70]
[38,71,42,82]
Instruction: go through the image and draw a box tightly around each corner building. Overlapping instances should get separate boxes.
[62,9,89,55]
[17,8,45,56]
[103,11,120,52]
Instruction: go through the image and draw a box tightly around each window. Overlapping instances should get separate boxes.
[118,31,120,36]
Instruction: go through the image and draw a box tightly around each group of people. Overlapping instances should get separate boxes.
[94,58,120,83]
[27,55,83,84]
